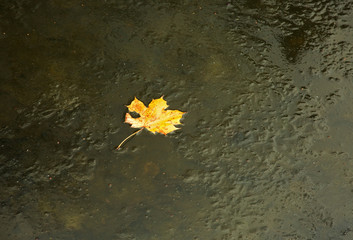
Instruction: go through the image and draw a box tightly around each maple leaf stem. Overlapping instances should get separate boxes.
[116,128,143,150]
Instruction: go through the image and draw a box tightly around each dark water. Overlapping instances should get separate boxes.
[1,0,353,239]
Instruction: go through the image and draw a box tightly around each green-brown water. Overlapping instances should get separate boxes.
[1,1,353,239]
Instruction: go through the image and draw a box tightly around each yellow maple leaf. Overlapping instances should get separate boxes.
[116,97,186,149]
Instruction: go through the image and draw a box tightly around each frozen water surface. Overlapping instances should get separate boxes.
[1,0,353,239]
